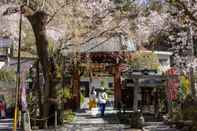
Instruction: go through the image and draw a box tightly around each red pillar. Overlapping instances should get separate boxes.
[114,64,122,108]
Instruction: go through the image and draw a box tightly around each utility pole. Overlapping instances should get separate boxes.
[187,0,196,98]
[13,5,22,131]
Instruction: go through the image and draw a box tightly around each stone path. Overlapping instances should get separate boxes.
[64,107,133,131]
[35,107,181,131]
[36,107,140,131]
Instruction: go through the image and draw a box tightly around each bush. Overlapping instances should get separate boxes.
[182,96,197,131]
[64,110,75,123]
[170,96,197,131]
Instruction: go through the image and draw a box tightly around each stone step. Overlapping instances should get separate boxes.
[143,122,165,126]
[64,123,130,131]
[0,118,13,123]
[143,122,180,131]
[0,119,23,131]
[143,126,180,131]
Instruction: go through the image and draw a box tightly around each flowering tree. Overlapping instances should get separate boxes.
[2,0,147,128]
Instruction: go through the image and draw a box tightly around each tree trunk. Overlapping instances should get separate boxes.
[26,11,52,128]
[36,60,44,128]
[190,67,196,98]
[72,65,80,110]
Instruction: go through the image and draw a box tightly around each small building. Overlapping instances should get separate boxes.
[122,69,167,118]
[122,50,173,116]
[0,37,13,68]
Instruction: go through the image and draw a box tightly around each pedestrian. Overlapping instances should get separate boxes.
[98,87,108,116]
[88,86,97,110]
[0,101,2,119]
[1,100,6,119]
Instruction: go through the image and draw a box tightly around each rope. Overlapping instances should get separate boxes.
[30,113,55,121]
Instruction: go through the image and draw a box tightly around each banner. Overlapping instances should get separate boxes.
[21,82,27,111]
[166,68,179,101]
[167,79,179,101]
[20,64,32,131]
[179,75,190,99]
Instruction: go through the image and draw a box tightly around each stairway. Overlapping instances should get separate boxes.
[65,108,131,131]
[0,119,22,131]
[0,118,13,130]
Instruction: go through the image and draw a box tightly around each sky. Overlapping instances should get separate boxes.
[137,0,149,5]
[137,0,165,5]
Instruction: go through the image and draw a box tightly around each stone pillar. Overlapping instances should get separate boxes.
[114,64,122,108]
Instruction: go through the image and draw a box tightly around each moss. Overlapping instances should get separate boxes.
[0,69,16,82]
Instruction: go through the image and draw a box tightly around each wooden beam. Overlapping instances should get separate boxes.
[123,74,178,80]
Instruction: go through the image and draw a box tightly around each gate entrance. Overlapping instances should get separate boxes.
[70,52,125,110]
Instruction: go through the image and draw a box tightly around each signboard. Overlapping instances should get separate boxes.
[0,38,12,48]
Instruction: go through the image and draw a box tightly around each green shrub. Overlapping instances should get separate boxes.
[64,110,75,123]
[181,96,197,131]
[171,96,197,131]
[80,93,85,105]
[57,87,72,103]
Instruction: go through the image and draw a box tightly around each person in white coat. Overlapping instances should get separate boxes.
[98,88,108,116]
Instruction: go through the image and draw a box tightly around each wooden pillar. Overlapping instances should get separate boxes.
[72,69,80,110]
[114,64,122,108]
[189,67,196,98]
[166,76,172,114]
[133,78,139,112]
[154,88,159,118]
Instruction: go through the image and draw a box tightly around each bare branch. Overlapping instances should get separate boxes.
[2,7,20,16]
[192,9,197,16]
[86,36,112,52]
[81,25,120,45]
[46,3,67,25]
[41,0,46,10]
[170,0,197,22]
[27,0,30,6]
[60,25,120,50]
